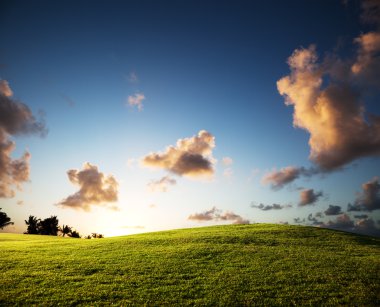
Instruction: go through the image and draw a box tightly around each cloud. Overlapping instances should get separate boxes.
[294,217,305,224]
[57,162,119,211]
[142,130,216,178]
[324,205,343,216]
[128,72,139,83]
[222,157,233,166]
[348,177,380,212]
[277,18,380,171]
[299,189,323,206]
[354,214,369,219]
[307,213,323,226]
[223,168,233,179]
[0,80,47,198]
[148,175,176,192]
[326,213,355,230]
[250,203,292,211]
[127,93,145,111]
[262,166,317,190]
[121,225,145,229]
[188,206,249,224]
[361,0,380,26]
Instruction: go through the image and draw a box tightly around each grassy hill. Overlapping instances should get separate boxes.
[1,224,379,306]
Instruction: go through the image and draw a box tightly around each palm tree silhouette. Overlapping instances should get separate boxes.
[0,208,14,230]
[24,215,40,234]
[59,224,72,237]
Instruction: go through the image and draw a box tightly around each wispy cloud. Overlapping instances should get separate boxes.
[57,162,119,212]
[262,166,317,190]
[148,176,176,192]
[188,206,249,224]
[142,130,216,178]
[299,189,323,206]
[0,80,47,198]
[127,93,145,111]
[250,203,292,211]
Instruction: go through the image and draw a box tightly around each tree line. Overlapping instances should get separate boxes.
[0,208,103,239]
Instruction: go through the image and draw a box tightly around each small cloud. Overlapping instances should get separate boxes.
[188,206,249,224]
[126,158,137,169]
[324,205,343,216]
[59,93,75,107]
[57,162,119,212]
[148,175,176,192]
[128,72,139,83]
[262,166,317,190]
[141,130,216,179]
[223,168,233,179]
[250,202,292,211]
[148,204,156,209]
[294,217,305,224]
[299,189,323,206]
[307,213,324,226]
[17,200,23,206]
[127,93,145,111]
[222,157,233,166]
[348,177,380,212]
[326,213,355,230]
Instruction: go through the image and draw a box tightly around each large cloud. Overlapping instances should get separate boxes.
[188,206,249,224]
[348,177,380,212]
[277,15,380,171]
[148,175,176,192]
[142,130,216,178]
[57,163,119,211]
[299,189,323,206]
[0,80,46,198]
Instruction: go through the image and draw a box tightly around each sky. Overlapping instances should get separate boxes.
[1,0,380,237]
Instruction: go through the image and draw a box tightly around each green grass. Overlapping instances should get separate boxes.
[1,224,379,306]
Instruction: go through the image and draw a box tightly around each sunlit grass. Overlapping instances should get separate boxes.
[1,224,379,305]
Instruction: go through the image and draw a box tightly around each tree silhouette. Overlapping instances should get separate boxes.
[69,230,81,238]
[59,224,72,237]
[0,208,14,230]
[91,233,104,238]
[24,215,40,234]
[39,216,59,236]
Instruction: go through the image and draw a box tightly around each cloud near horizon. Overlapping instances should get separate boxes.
[299,189,323,206]
[188,206,249,224]
[324,205,343,216]
[348,177,380,212]
[57,162,119,211]
[0,80,47,198]
[277,9,380,171]
[148,175,176,192]
[142,130,216,178]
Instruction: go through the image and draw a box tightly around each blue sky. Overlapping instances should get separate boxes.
[1,0,379,237]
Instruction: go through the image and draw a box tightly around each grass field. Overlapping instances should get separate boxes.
[1,224,379,306]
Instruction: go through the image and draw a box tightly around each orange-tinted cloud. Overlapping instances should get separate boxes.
[348,177,380,212]
[148,175,176,192]
[0,80,46,198]
[57,162,119,211]
[188,206,249,224]
[142,130,216,178]
[127,93,145,111]
[262,166,317,190]
[299,189,323,206]
[277,25,380,170]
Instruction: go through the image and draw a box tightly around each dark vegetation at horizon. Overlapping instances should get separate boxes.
[0,224,379,305]
[0,208,103,239]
